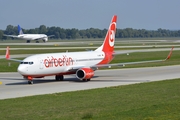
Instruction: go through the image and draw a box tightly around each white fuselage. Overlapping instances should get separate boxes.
[18,34,48,41]
[17,51,106,77]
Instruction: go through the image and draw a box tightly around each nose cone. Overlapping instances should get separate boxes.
[17,65,27,75]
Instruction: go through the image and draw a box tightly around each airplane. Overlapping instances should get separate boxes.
[5,15,174,84]
[4,25,54,43]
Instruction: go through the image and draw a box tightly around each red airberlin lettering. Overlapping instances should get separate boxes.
[44,56,73,68]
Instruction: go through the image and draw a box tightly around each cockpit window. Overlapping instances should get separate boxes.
[20,62,34,65]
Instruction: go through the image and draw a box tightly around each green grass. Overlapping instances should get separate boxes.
[0,79,180,120]
[0,59,19,72]
[0,39,180,48]
[0,49,87,55]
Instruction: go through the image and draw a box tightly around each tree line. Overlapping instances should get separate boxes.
[0,25,180,40]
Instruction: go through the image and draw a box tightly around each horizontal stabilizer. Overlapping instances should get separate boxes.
[5,46,22,62]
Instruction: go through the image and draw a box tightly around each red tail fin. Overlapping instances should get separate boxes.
[96,15,117,52]
[165,46,174,60]
[5,46,10,59]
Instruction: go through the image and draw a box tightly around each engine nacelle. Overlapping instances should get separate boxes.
[43,37,48,42]
[76,68,94,80]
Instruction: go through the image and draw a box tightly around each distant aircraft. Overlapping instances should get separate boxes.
[4,25,54,43]
[5,15,173,84]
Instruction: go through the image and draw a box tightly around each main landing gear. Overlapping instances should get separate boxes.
[28,80,33,84]
[82,79,91,82]
[24,76,33,84]
[55,75,64,81]
[26,40,30,43]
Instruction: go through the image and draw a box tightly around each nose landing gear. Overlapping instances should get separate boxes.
[55,75,64,81]
[24,76,33,84]
[28,80,33,84]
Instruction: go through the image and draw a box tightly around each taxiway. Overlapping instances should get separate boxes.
[0,65,180,100]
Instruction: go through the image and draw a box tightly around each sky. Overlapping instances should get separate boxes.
[0,0,180,30]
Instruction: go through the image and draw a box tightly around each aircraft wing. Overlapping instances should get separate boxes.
[67,47,173,71]
[67,65,87,72]
[96,47,174,68]
[31,36,47,40]
[96,59,165,68]
[47,35,54,38]
[3,34,19,38]
[32,35,54,40]
[113,48,174,55]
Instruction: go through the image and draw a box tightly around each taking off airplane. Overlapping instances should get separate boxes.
[5,15,173,84]
[4,25,54,43]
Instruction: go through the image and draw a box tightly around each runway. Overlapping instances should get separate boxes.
[0,65,180,100]
[0,39,179,46]
[0,40,167,46]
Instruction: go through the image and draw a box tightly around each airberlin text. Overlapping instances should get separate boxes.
[44,56,73,68]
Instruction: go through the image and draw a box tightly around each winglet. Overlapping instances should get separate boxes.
[5,46,10,59]
[165,46,174,60]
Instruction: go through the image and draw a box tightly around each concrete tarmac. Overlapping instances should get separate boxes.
[0,65,180,100]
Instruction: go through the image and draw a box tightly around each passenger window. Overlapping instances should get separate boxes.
[29,62,33,65]
[20,61,33,65]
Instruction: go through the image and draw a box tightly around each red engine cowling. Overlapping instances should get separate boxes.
[76,68,94,80]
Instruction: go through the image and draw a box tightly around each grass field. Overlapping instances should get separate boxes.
[0,78,180,120]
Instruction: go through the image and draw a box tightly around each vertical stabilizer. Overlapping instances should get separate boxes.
[95,15,117,52]
[18,25,23,35]
[5,46,10,59]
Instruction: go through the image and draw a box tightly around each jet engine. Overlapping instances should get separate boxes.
[76,68,94,80]
[43,37,48,42]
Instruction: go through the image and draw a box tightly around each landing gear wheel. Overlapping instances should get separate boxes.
[82,79,91,82]
[82,79,88,82]
[26,40,30,43]
[55,75,64,81]
[28,80,33,84]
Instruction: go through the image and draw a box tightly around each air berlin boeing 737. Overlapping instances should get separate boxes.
[5,15,173,84]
